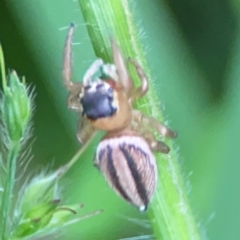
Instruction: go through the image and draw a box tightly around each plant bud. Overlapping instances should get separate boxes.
[2,71,32,142]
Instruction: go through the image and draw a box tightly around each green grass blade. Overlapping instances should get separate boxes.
[78,1,202,239]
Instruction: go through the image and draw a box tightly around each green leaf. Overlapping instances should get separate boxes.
[78,1,202,239]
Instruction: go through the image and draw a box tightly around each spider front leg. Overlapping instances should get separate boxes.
[62,23,83,112]
[66,82,82,111]
[128,58,149,101]
[63,23,75,91]
[111,38,133,97]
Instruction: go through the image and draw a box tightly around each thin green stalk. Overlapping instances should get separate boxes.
[78,1,201,239]
[0,44,7,89]
[0,44,32,240]
[56,133,97,179]
[0,141,21,239]
[0,45,23,237]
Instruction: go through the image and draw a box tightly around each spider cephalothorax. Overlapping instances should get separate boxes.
[62,24,177,211]
[80,80,118,120]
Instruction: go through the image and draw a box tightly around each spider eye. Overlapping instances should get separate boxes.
[96,83,104,89]
[80,82,117,120]
[84,86,91,91]
[108,87,113,93]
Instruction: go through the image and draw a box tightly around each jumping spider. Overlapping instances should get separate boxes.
[62,24,177,211]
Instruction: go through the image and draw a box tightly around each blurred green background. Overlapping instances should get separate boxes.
[0,0,240,239]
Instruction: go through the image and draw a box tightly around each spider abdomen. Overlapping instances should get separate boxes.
[94,131,157,211]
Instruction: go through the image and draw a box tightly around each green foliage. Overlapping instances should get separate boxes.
[0,44,99,240]
[0,0,239,239]
[0,45,33,239]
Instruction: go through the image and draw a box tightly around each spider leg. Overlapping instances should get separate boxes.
[133,110,177,138]
[111,38,133,97]
[77,117,95,144]
[130,114,169,154]
[67,82,82,111]
[62,24,83,112]
[128,58,149,100]
[63,23,76,91]
[83,59,104,85]
[144,132,170,154]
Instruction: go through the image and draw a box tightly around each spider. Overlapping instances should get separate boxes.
[62,24,177,211]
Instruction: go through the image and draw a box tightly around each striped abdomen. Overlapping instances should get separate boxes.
[94,131,157,211]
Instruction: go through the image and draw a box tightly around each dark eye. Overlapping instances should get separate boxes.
[96,83,104,89]
[108,87,113,93]
[84,85,91,91]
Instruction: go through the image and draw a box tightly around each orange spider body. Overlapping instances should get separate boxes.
[62,24,176,211]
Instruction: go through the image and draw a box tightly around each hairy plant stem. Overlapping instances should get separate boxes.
[0,44,31,240]
[78,1,201,239]
[0,141,21,239]
[0,45,20,239]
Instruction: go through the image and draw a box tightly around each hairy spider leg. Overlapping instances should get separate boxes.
[128,58,149,101]
[83,59,104,85]
[111,38,133,97]
[133,110,177,138]
[63,23,76,91]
